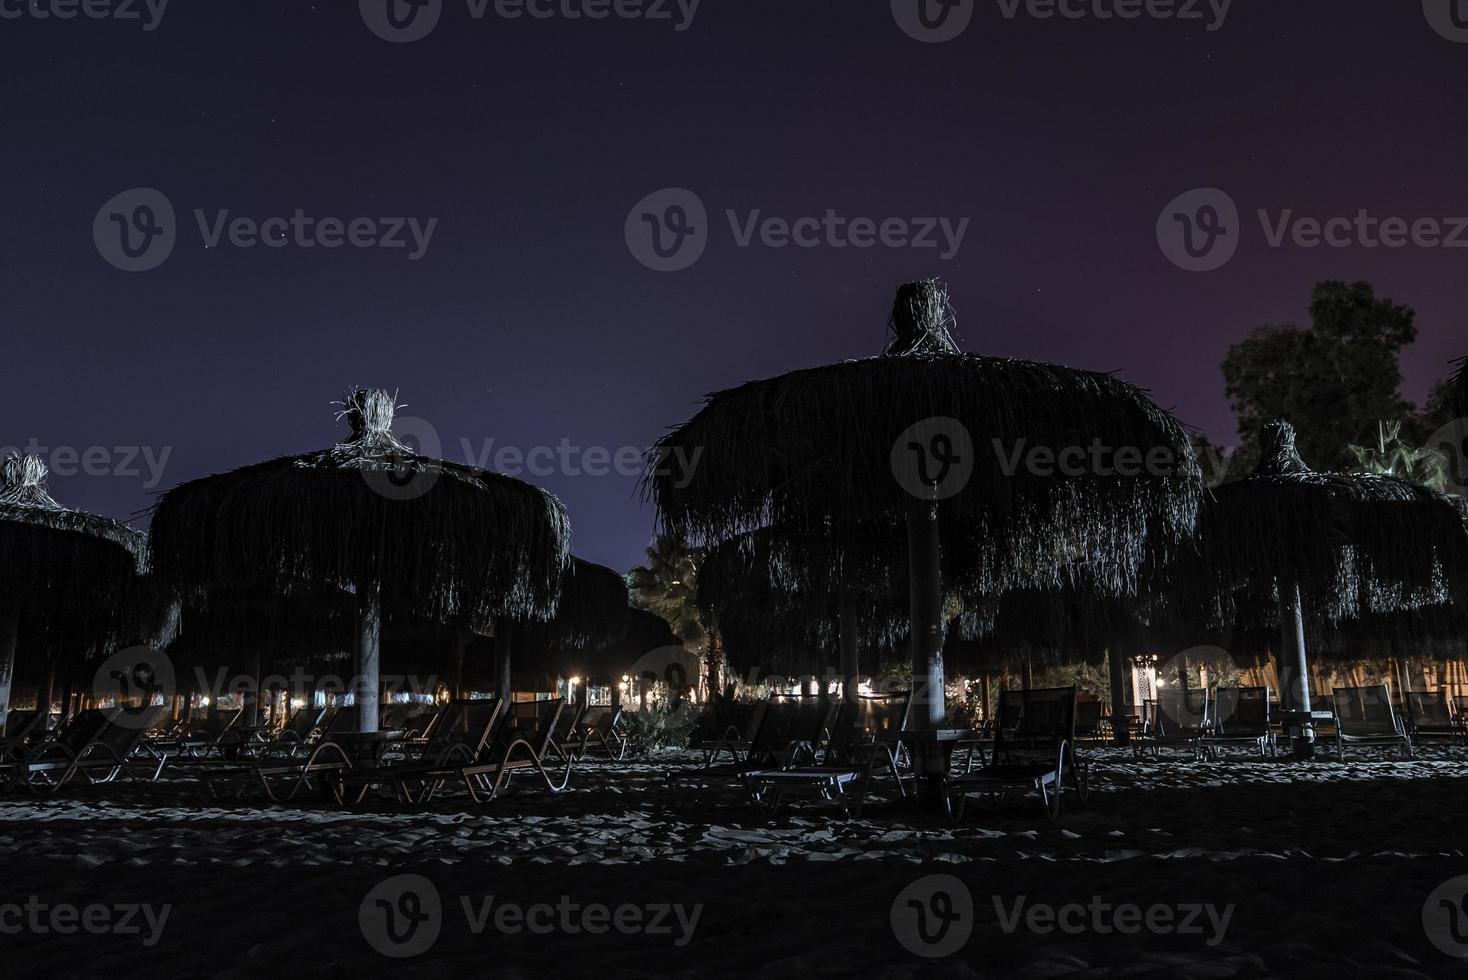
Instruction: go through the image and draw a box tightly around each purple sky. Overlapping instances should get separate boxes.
[3,0,1465,574]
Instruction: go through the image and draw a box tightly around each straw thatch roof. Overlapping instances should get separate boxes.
[0,453,148,633]
[648,281,1202,598]
[1449,356,1467,422]
[535,558,631,651]
[150,390,572,630]
[167,586,354,675]
[1194,421,1468,625]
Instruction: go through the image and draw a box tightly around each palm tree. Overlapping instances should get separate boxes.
[1347,420,1448,489]
[628,532,720,698]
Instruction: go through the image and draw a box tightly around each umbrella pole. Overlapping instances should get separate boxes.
[356,586,382,733]
[0,613,17,729]
[839,588,861,738]
[1277,581,1314,758]
[38,658,56,729]
[1108,642,1130,747]
[495,624,512,705]
[907,501,946,803]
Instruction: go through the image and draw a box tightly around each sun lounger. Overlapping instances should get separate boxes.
[1332,685,1412,761]
[742,693,912,816]
[944,686,1088,822]
[152,707,246,759]
[342,698,509,804]
[446,698,577,802]
[7,706,169,793]
[690,698,766,764]
[1135,689,1210,760]
[671,695,831,790]
[1075,700,1104,744]
[1404,691,1461,744]
[0,709,49,760]
[546,701,588,762]
[1202,686,1277,760]
[561,705,629,761]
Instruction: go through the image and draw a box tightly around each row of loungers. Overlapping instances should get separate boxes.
[0,698,630,801]
[1135,684,1460,761]
[679,687,1092,822]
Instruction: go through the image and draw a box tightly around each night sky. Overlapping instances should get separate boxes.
[3,0,1465,574]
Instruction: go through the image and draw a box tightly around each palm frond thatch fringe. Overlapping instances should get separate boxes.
[524,558,631,653]
[150,390,572,630]
[647,284,1202,598]
[1196,421,1468,623]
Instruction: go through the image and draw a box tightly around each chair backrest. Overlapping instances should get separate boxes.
[553,701,586,740]
[1454,695,1468,720]
[4,710,41,740]
[749,696,827,759]
[1213,686,1270,736]
[428,698,506,760]
[95,705,167,757]
[825,693,910,762]
[285,705,327,739]
[1333,685,1400,736]
[204,707,243,739]
[318,704,346,735]
[498,698,564,757]
[1155,688,1209,737]
[993,687,1077,755]
[1406,690,1453,727]
[1075,700,1103,735]
[52,709,115,753]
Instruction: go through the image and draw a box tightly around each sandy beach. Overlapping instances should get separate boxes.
[2,745,1466,979]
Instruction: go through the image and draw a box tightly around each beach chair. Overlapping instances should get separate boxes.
[742,693,912,817]
[339,698,508,803]
[255,705,328,755]
[1135,688,1210,760]
[671,695,830,790]
[410,698,574,804]
[546,700,588,762]
[694,698,767,765]
[0,710,48,760]
[561,706,629,761]
[1404,691,1461,745]
[1202,687,1277,760]
[1,709,115,786]
[8,706,169,793]
[1074,700,1104,745]
[1332,685,1412,761]
[152,706,245,759]
[944,686,1087,822]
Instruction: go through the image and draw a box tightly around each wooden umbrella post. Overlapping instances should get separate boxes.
[0,612,17,729]
[356,584,382,733]
[1277,580,1314,758]
[907,500,946,801]
[1108,641,1130,747]
[495,623,513,705]
[838,587,862,737]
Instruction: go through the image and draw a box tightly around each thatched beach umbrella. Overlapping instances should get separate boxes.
[0,455,149,726]
[649,281,1201,729]
[506,558,631,700]
[1195,420,1468,754]
[151,390,571,731]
